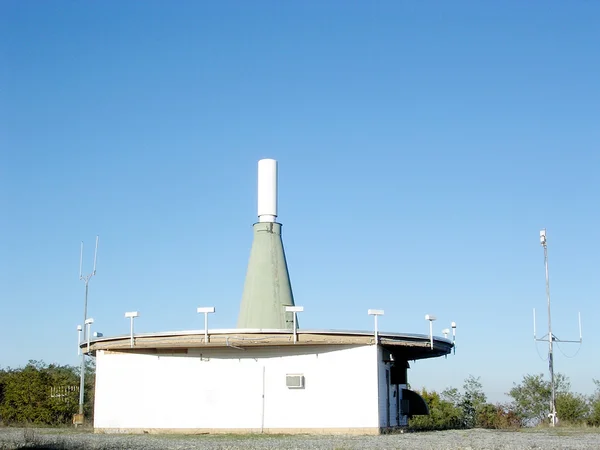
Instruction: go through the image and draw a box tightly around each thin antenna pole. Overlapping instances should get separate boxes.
[541,229,557,427]
[77,237,99,421]
[578,312,582,341]
[533,308,536,340]
[79,242,83,280]
[93,236,99,275]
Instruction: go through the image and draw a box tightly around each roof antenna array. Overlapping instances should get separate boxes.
[532,229,582,427]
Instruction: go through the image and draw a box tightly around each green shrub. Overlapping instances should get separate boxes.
[409,388,464,430]
[0,360,94,426]
[587,379,600,427]
[556,392,589,424]
[477,403,522,429]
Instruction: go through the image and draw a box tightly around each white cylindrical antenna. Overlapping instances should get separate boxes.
[79,242,83,279]
[257,159,278,223]
[93,235,99,275]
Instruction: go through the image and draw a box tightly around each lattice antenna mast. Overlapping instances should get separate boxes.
[532,229,582,427]
[77,235,99,418]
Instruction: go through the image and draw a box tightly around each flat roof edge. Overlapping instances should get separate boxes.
[87,328,452,345]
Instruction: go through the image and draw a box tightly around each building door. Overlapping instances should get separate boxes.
[395,384,400,426]
[387,370,399,427]
[385,369,391,427]
[261,366,266,432]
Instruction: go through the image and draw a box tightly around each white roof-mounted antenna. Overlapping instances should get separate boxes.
[257,159,278,223]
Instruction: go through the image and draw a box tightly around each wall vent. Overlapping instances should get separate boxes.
[285,374,305,389]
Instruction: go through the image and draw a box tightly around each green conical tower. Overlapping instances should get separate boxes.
[237,159,296,329]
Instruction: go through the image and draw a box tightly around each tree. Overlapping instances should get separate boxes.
[461,375,487,428]
[508,373,570,425]
[440,376,490,429]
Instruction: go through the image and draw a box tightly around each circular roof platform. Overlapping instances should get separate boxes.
[85,328,453,361]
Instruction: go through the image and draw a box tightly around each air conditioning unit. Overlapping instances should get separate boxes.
[286,374,305,389]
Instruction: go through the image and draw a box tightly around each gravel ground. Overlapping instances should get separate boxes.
[1,427,599,450]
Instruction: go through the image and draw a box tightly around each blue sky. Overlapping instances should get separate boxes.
[1,1,599,403]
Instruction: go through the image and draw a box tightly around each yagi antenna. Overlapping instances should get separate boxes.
[531,228,582,428]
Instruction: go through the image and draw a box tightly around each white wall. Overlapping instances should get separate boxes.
[94,344,379,431]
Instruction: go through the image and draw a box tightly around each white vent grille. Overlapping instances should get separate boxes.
[285,374,305,389]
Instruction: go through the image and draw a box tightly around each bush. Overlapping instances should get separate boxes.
[556,392,589,424]
[477,403,522,429]
[409,388,464,430]
[0,360,95,426]
[409,376,522,431]
[587,379,600,427]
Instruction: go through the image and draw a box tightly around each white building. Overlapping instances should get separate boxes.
[90,329,451,434]
[84,159,454,434]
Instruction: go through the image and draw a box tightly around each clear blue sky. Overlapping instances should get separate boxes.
[1,1,599,403]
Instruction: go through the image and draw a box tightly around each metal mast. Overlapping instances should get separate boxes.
[77,236,98,420]
[540,229,557,426]
[533,229,583,427]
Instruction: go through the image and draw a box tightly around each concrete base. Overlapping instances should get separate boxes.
[94,427,383,435]
[72,414,84,425]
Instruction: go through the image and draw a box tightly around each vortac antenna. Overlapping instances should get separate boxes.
[532,228,582,427]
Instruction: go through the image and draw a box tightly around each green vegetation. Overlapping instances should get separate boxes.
[409,374,600,431]
[0,360,95,426]
[409,375,518,430]
[586,379,600,427]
